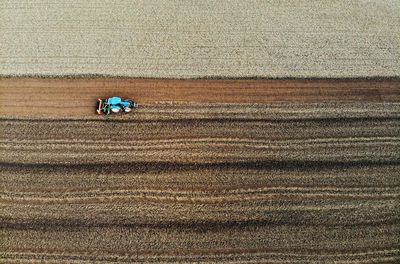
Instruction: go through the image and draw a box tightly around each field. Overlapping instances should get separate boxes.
[1,78,400,263]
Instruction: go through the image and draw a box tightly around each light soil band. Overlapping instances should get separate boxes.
[1,0,399,78]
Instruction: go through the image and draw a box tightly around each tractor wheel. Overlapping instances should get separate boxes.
[111,108,120,113]
[124,107,132,113]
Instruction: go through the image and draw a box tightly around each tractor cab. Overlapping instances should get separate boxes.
[107,96,123,105]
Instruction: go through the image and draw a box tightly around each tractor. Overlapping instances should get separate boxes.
[96,97,138,115]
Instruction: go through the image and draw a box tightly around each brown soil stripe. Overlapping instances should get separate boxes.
[0,78,399,117]
[3,247,399,259]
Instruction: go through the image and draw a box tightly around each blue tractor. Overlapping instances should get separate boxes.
[96,97,138,115]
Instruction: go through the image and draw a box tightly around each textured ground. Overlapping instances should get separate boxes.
[1,0,399,78]
[1,1,399,262]
[1,78,400,263]
[1,78,400,117]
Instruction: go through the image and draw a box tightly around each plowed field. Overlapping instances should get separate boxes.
[1,78,399,263]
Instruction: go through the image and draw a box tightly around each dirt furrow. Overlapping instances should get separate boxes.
[1,78,400,263]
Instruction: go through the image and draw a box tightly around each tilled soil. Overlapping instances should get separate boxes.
[1,78,400,263]
[1,78,399,117]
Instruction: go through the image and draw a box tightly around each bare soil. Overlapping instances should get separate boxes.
[1,78,399,263]
[1,78,399,117]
